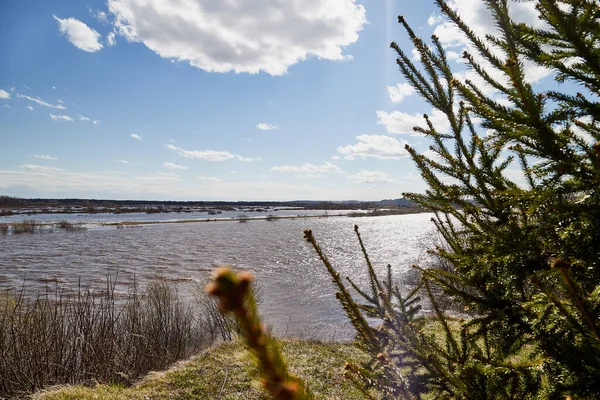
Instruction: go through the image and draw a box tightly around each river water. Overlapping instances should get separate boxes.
[0,212,436,340]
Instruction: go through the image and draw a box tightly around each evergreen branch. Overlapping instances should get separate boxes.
[206,267,313,400]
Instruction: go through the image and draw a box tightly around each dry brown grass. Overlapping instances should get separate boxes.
[0,277,232,399]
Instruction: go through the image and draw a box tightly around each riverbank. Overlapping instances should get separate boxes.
[34,340,370,400]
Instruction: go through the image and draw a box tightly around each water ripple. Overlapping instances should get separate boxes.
[0,213,435,339]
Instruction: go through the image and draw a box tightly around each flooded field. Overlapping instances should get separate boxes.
[0,212,436,339]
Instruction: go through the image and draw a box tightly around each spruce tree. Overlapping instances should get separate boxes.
[313,0,600,397]
[210,1,600,398]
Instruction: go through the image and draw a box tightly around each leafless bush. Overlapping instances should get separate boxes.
[0,275,229,398]
[56,220,87,231]
[402,231,465,314]
[0,223,8,234]
[194,288,236,342]
[192,280,263,343]
[12,220,40,234]
[421,231,457,274]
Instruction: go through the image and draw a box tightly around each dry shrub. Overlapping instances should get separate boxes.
[0,276,233,399]
[56,220,87,232]
[12,220,39,234]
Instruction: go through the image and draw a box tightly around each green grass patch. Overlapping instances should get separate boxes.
[34,340,372,400]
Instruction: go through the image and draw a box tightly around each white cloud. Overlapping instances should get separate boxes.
[1,104,10,108]
[446,51,460,60]
[9,87,15,92]
[271,162,344,174]
[130,133,141,140]
[34,154,58,161]
[79,115,100,124]
[0,89,10,99]
[118,159,129,164]
[421,149,444,162]
[337,134,409,160]
[27,105,34,111]
[16,94,65,109]
[236,155,262,162]
[199,176,222,182]
[452,68,501,95]
[427,14,444,26]
[502,167,528,188]
[53,15,104,52]
[256,122,278,130]
[348,170,396,184]
[107,31,117,46]
[297,174,324,179]
[430,0,552,89]
[20,164,63,172]
[167,144,259,162]
[107,0,366,75]
[387,82,416,103]
[492,95,514,108]
[411,48,421,61]
[376,109,450,135]
[49,113,74,122]
[430,0,544,48]
[1,168,186,198]
[570,116,599,144]
[522,61,552,84]
[0,167,413,200]
[163,162,189,170]
[167,144,235,161]
[57,99,64,104]
[93,10,110,24]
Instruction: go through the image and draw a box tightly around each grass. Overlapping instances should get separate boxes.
[32,316,541,400]
[34,340,372,400]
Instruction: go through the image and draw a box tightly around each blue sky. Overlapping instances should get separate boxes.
[0,0,550,201]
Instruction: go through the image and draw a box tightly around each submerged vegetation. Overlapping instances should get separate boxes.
[0,220,87,235]
[11,219,40,234]
[56,220,86,231]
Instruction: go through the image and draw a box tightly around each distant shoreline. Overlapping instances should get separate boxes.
[0,196,422,217]
[0,207,429,231]
[102,213,346,226]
